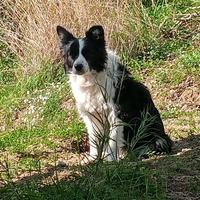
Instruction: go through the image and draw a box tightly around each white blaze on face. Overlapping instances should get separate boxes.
[73,39,89,74]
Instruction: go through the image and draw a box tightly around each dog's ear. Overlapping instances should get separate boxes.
[56,26,74,45]
[85,25,104,41]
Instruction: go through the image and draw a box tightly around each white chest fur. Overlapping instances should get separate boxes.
[69,71,112,115]
[67,51,125,161]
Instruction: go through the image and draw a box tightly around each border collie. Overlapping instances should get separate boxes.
[56,25,172,162]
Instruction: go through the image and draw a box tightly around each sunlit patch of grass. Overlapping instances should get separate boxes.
[0,128,54,152]
[163,109,200,139]
[17,157,42,171]
[177,47,200,78]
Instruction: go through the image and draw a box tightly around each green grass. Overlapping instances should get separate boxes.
[0,0,200,199]
[0,43,18,84]
[0,128,55,152]
[0,161,166,200]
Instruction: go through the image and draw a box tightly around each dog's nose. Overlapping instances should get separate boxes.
[74,64,83,72]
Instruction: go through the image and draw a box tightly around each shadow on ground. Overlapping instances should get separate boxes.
[0,134,200,200]
[147,134,200,200]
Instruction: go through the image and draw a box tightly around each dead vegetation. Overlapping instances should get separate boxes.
[0,0,156,74]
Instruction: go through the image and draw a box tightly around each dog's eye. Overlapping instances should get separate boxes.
[69,40,79,59]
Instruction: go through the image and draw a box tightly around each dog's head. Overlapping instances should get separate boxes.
[56,25,107,75]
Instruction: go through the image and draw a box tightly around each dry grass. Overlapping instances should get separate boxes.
[0,0,155,75]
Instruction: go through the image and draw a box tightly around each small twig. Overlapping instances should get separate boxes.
[177,13,200,21]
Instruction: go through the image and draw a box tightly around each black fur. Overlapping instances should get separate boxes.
[56,26,74,45]
[57,25,107,73]
[114,63,172,153]
[57,25,172,155]
[83,37,107,72]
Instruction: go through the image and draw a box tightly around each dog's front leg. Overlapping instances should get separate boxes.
[105,124,124,161]
[82,115,99,163]
[88,129,98,159]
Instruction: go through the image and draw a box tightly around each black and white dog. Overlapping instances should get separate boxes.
[57,25,172,162]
